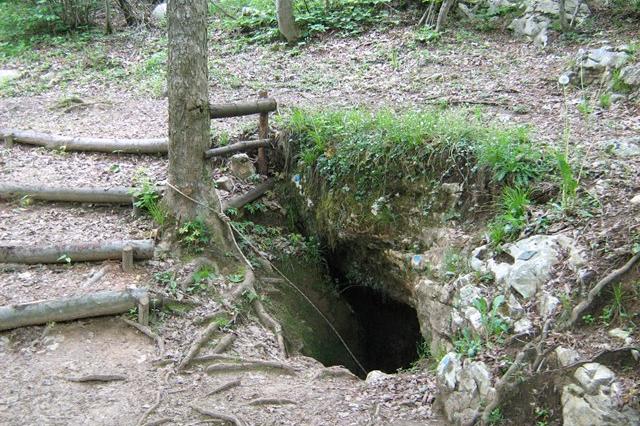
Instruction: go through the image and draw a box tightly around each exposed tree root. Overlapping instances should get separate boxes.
[205,360,296,375]
[137,391,164,426]
[212,333,236,354]
[177,322,222,371]
[144,418,174,426]
[312,366,359,381]
[247,397,297,406]
[179,257,219,291]
[562,252,640,330]
[251,297,287,357]
[122,317,165,358]
[82,265,110,289]
[205,379,241,396]
[64,374,126,383]
[190,405,247,426]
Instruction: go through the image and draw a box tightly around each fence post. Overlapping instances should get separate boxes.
[257,91,269,175]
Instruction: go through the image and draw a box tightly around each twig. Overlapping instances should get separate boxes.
[190,405,247,426]
[82,265,109,288]
[64,374,126,383]
[137,391,164,426]
[563,252,640,330]
[205,379,241,396]
[122,317,165,357]
[247,398,297,406]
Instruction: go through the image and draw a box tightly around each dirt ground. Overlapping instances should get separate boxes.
[1,16,639,425]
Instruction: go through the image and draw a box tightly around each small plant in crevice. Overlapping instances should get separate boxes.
[155,270,178,297]
[131,175,166,226]
[473,295,510,343]
[599,283,633,326]
[488,186,530,247]
[177,219,211,253]
[453,328,483,358]
[188,265,217,294]
[441,248,469,278]
[487,407,505,425]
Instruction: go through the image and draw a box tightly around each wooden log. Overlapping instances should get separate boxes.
[204,139,271,159]
[222,180,274,211]
[0,184,134,204]
[0,288,148,331]
[209,98,277,119]
[0,240,155,264]
[4,134,13,148]
[0,128,167,154]
[122,245,134,272]
[257,91,269,175]
[137,292,149,326]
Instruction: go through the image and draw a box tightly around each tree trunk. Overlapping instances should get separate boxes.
[165,0,234,252]
[276,0,300,43]
[435,0,456,33]
[558,0,568,32]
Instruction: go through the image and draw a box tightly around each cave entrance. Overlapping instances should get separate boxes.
[337,283,423,376]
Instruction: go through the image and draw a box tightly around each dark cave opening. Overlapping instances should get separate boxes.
[338,284,423,376]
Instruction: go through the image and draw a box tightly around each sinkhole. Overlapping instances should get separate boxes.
[270,251,423,379]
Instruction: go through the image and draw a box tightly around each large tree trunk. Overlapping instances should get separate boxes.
[165,0,235,252]
[276,0,300,43]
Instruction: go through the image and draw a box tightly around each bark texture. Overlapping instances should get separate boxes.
[276,0,301,42]
[0,184,134,204]
[209,99,276,119]
[165,0,212,220]
[0,289,148,331]
[0,240,154,264]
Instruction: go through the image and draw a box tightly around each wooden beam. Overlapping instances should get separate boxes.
[0,240,155,264]
[0,184,135,204]
[204,139,271,159]
[0,289,148,331]
[0,128,168,154]
[222,180,274,211]
[209,98,277,119]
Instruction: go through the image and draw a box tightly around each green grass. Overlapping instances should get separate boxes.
[488,186,530,246]
[284,107,549,243]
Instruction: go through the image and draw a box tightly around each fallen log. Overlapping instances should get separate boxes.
[0,288,148,331]
[0,184,134,204]
[0,240,154,264]
[209,98,276,119]
[0,128,167,154]
[222,180,274,211]
[204,139,271,159]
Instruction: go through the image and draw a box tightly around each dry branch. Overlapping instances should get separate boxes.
[65,374,126,382]
[247,398,297,406]
[122,317,165,357]
[191,405,247,426]
[563,252,640,329]
[0,128,167,154]
[222,180,274,211]
[205,360,296,375]
[82,265,110,288]
[0,239,154,264]
[0,184,135,204]
[0,288,148,331]
[209,98,276,119]
[204,139,271,158]
[205,379,241,396]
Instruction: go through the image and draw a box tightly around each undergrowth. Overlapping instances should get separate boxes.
[211,0,392,43]
[283,107,550,243]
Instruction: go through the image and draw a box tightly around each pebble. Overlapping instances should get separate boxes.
[631,194,640,205]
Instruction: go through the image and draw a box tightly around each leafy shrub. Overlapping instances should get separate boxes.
[488,186,530,246]
[0,0,98,57]
[178,219,211,252]
[212,0,392,43]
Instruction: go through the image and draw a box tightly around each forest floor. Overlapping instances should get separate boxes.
[1,14,639,425]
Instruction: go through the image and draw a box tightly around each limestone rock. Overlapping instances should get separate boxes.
[574,363,615,394]
[0,69,20,83]
[436,355,496,426]
[630,194,640,205]
[507,293,524,318]
[555,346,580,367]
[229,153,256,180]
[151,3,167,21]
[472,234,583,299]
[603,136,640,158]
[215,176,234,192]
[509,0,590,47]
[463,306,484,333]
[608,328,632,344]
[513,317,533,334]
[365,370,391,386]
[538,292,560,318]
[620,63,640,87]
